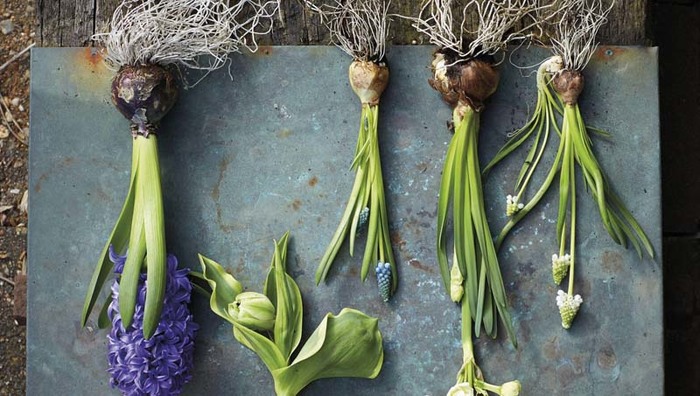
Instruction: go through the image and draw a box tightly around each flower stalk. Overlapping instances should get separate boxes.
[199,233,384,396]
[307,0,398,301]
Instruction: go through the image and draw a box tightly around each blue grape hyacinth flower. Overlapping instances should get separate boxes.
[107,247,198,396]
[375,262,392,302]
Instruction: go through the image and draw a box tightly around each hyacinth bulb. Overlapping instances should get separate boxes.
[111,64,178,134]
[107,248,198,396]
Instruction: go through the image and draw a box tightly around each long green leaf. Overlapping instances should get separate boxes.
[459,109,479,320]
[557,112,573,245]
[118,223,146,329]
[608,191,655,258]
[81,142,139,326]
[272,233,303,361]
[97,294,112,329]
[316,157,367,284]
[436,123,458,292]
[137,136,167,339]
[368,106,397,291]
[233,322,286,372]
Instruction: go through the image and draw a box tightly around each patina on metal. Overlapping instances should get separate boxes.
[27,46,662,395]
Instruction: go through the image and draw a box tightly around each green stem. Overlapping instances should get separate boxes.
[568,119,577,297]
[474,379,502,394]
[461,289,475,387]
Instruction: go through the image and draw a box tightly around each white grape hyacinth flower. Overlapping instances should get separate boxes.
[556,290,583,329]
[551,253,572,285]
[506,194,524,216]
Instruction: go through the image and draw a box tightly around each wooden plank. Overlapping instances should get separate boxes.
[37,0,650,47]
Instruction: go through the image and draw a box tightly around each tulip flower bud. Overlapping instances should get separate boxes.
[229,292,275,331]
[450,262,464,303]
[447,382,474,396]
[500,380,521,396]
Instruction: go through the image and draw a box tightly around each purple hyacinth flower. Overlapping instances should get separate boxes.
[107,246,198,396]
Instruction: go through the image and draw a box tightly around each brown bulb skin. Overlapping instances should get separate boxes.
[552,69,584,105]
[429,50,499,112]
[349,61,389,105]
[111,64,178,136]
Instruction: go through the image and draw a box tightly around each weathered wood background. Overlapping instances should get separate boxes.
[36,0,649,47]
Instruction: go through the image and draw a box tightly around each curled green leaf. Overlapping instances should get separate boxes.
[198,254,243,322]
[272,308,384,396]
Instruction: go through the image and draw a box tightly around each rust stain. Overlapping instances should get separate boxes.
[83,47,104,67]
[390,230,407,251]
[212,155,234,233]
[211,156,232,201]
[251,46,273,58]
[596,345,617,369]
[308,176,318,187]
[415,162,429,173]
[601,251,623,274]
[277,128,292,138]
[73,47,108,75]
[408,258,433,273]
[34,173,48,193]
[594,46,627,61]
[34,157,76,193]
[290,199,302,211]
[542,336,560,360]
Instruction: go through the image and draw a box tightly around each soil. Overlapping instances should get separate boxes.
[0,0,33,394]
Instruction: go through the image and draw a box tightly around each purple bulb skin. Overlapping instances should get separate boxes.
[111,64,178,135]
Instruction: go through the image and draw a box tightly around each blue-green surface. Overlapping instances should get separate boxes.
[28,46,662,395]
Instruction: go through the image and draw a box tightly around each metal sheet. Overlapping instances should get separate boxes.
[28,46,662,395]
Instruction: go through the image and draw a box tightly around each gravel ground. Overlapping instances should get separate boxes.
[0,0,33,394]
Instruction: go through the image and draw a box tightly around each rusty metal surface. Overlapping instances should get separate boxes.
[27,46,662,395]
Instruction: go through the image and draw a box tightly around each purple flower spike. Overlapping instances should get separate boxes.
[107,250,198,396]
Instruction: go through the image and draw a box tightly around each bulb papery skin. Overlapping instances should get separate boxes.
[349,60,389,106]
[111,64,179,136]
[428,49,499,112]
[552,69,584,106]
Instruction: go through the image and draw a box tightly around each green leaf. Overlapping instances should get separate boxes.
[495,126,565,251]
[199,254,243,322]
[81,142,140,327]
[461,110,483,327]
[137,136,167,339]
[233,322,286,372]
[97,294,112,329]
[118,223,146,329]
[316,159,366,285]
[272,308,384,396]
[436,127,457,292]
[453,109,478,318]
[271,233,304,361]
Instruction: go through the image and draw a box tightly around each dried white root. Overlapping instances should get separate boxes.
[305,0,390,62]
[551,0,614,71]
[95,0,279,71]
